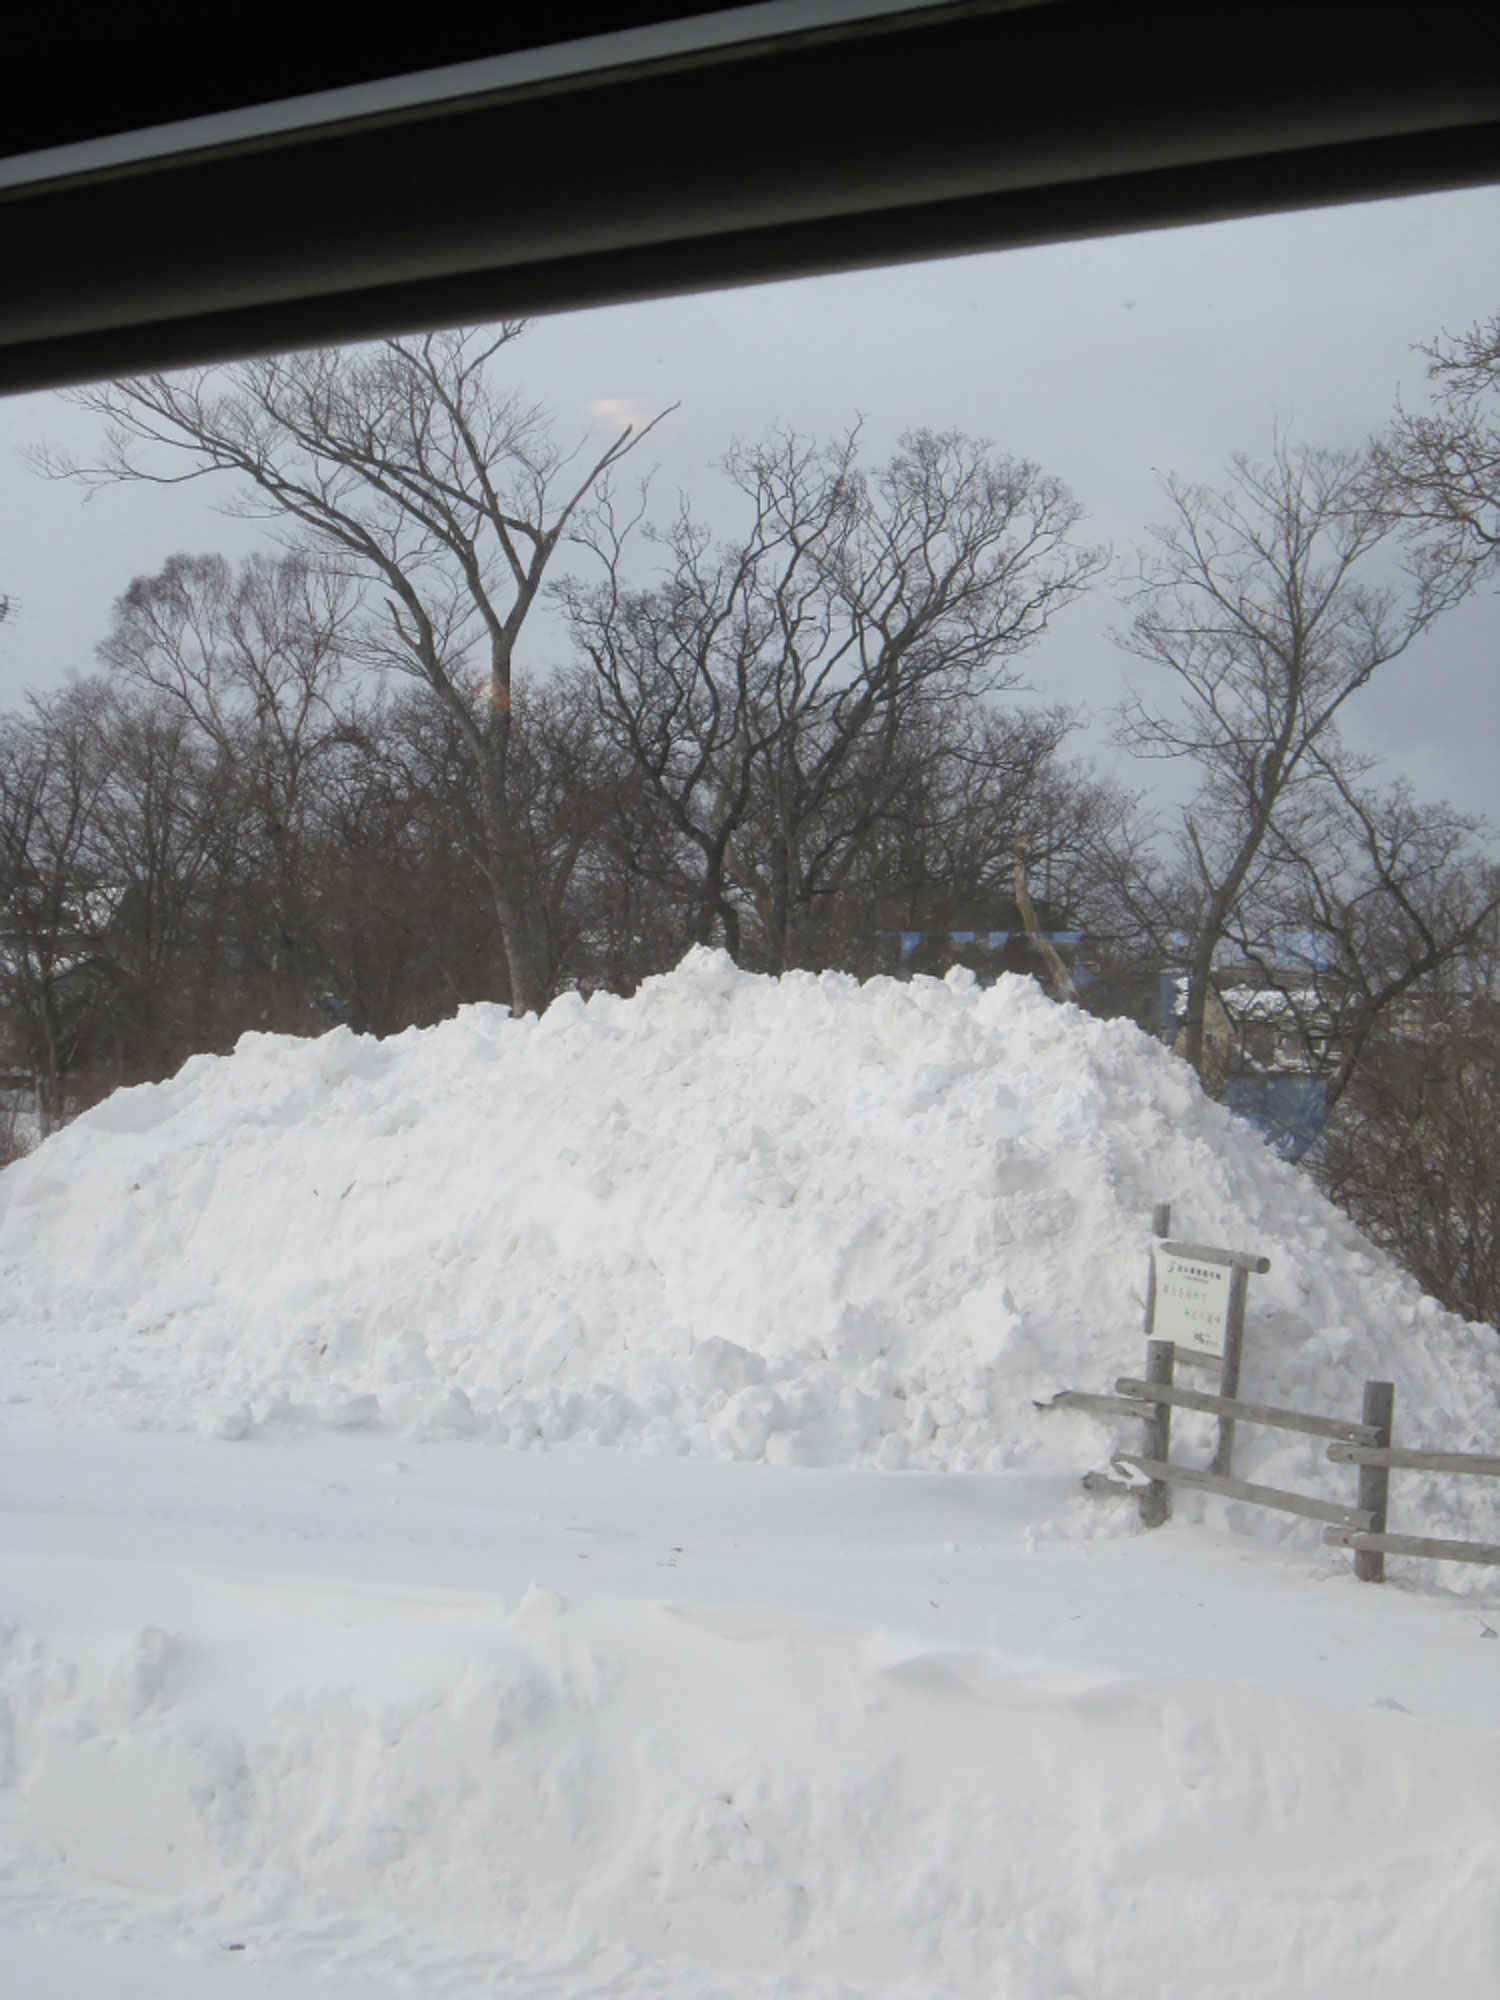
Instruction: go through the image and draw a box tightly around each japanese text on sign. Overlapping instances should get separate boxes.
[1152,1248,1232,1358]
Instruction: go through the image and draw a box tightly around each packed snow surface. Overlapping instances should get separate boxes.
[3,953,1499,1997]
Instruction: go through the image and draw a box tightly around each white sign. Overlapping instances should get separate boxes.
[1152,1247,1232,1359]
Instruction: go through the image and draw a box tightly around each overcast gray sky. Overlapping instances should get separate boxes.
[1,183,1495,823]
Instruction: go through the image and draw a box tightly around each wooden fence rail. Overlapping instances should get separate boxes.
[1114,1377,1379,1446]
[1326,1444,1500,1477]
[1045,1335,1500,1584]
[1112,1452,1375,1531]
[1042,1390,1153,1423]
[1324,1527,1500,1567]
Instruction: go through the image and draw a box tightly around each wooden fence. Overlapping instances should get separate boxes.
[1043,1337,1500,1583]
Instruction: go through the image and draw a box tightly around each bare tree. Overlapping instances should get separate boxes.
[99,552,355,1012]
[1311,898,1500,1327]
[1012,846,1077,1002]
[565,427,1106,971]
[84,686,224,1070]
[0,686,118,1124]
[52,328,669,1013]
[1220,765,1500,1111]
[294,683,490,1034]
[1370,311,1500,595]
[1113,437,1465,1077]
[831,703,1120,981]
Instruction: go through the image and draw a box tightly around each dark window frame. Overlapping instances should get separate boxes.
[3,0,1497,393]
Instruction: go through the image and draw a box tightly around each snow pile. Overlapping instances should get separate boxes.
[6,1425,1500,2000]
[5,950,1500,1999]
[0,950,1493,1503]
[9,1573,1500,1999]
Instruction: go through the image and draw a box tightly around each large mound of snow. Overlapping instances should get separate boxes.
[6,953,1500,1998]
[1,951,1494,1505]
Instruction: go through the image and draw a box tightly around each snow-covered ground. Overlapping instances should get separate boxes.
[3,954,1498,1996]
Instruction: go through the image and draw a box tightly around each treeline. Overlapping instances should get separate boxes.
[0,548,1128,1108]
[2,316,1497,1321]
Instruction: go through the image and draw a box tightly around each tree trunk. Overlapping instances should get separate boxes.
[478,790,544,1015]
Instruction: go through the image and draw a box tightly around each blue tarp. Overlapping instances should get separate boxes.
[885,929,1081,960]
[1223,1076,1329,1161]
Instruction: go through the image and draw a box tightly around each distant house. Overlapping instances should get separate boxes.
[1163,966,1338,1159]
[1163,967,1344,1076]
[1163,973,1235,1074]
[1218,976,1341,1073]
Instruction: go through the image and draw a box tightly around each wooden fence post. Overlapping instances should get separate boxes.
[1354,1380,1395,1583]
[1209,1262,1251,1478]
[1143,1202,1171,1338]
[1140,1337,1176,1528]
